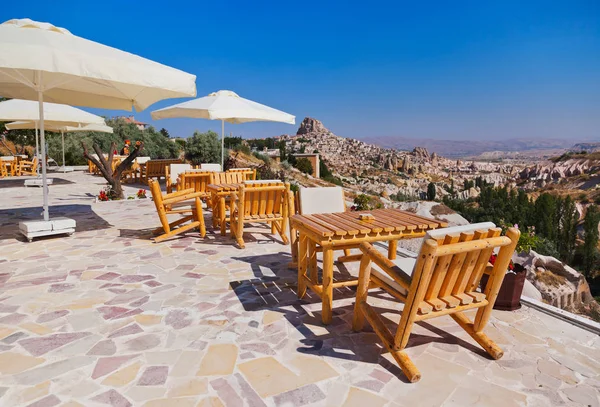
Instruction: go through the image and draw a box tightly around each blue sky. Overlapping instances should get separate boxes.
[2,1,599,141]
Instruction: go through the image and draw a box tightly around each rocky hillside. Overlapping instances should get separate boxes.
[281,117,522,200]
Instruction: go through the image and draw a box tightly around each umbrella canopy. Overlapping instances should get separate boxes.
[0,18,197,222]
[151,90,295,167]
[6,121,113,171]
[0,99,108,168]
[0,19,197,111]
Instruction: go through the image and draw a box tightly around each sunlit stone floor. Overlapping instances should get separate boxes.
[0,171,598,407]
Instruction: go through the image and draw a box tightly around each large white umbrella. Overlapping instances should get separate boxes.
[0,99,107,160]
[0,18,197,222]
[151,90,295,168]
[6,120,113,172]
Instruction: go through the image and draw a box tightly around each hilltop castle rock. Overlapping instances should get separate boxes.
[280,117,520,200]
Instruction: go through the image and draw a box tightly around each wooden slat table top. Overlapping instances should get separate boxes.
[207,183,241,193]
[291,209,448,239]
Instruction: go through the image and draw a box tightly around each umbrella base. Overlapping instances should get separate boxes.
[19,217,76,242]
[25,178,54,187]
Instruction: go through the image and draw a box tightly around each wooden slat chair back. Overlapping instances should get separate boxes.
[352,223,520,382]
[292,186,357,268]
[209,171,245,185]
[177,171,213,197]
[148,179,206,243]
[17,157,38,176]
[226,167,257,180]
[165,163,192,193]
[142,159,183,184]
[0,160,8,177]
[230,181,291,249]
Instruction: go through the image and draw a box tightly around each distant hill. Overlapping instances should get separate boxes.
[570,142,600,153]
[360,136,588,158]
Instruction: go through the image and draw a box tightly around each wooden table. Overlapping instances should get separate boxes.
[290,208,447,324]
[207,183,241,235]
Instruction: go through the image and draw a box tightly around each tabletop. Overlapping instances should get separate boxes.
[207,183,241,193]
[290,208,447,239]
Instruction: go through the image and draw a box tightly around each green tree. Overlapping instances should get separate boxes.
[278,140,287,161]
[294,158,313,175]
[556,196,578,263]
[184,130,221,165]
[427,182,436,201]
[354,194,371,211]
[533,193,557,242]
[582,205,600,276]
[159,128,170,138]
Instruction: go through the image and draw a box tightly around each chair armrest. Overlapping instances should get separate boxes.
[162,189,205,205]
[359,243,411,291]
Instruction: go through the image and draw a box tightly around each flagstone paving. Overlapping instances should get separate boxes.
[0,171,599,406]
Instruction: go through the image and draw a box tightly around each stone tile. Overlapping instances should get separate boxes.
[138,366,169,386]
[19,323,53,336]
[142,398,198,407]
[92,355,139,379]
[91,389,132,407]
[171,351,203,377]
[19,332,90,356]
[342,387,387,407]
[25,394,60,407]
[0,352,45,374]
[166,378,208,397]
[15,356,95,385]
[134,314,163,326]
[197,344,238,376]
[562,385,600,407]
[102,362,142,387]
[87,340,117,356]
[441,376,528,407]
[273,383,326,406]
[210,378,243,407]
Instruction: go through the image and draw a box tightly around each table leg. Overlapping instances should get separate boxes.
[297,233,308,299]
[219,196,226,236]
[388,240,398,260]
[308,241,318,283]
[288,224,298,269]
[321,247,334,325]
[211,193,219,229]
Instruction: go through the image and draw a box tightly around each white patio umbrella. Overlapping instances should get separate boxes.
[0,99,107,161]
[151,90,295,168]
[0,18,197,223]
[6,120,113,172]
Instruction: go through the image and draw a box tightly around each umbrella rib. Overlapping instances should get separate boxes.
[2,68,35,89]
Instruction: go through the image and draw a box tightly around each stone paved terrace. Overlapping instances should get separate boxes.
[0,171,599,407]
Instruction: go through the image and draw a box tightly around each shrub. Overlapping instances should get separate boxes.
[295,158,313,175]
[323,175,343,186]
[233,144,251,155]
[252,151,272,165]
[280,160,291,170]
[184,130,221,165]
[353,194,371,211]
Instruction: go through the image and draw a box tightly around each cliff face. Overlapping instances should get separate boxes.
[281,117,521,199]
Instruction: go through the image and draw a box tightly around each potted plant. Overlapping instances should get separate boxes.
[481,255,526,311]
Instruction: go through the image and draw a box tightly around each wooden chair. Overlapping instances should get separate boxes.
[291,187,356,267]
[177,171,213,197]
[0,161,7,177]
[148,179,206,243]
[166,163,192,193]
[352,222,520,382]
[17,157,38,176]
[230,181,290,249]
[227,167,257,180]
[209,171,245,185]
[142,159,183,184]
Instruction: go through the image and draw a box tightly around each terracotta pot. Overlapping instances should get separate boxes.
[481,264,526,311]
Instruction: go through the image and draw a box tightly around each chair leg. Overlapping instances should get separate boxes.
[321,248,334,325]
[352,255,373,331]
[451,312,503,360]
[194,197,206,238]
[297,234,308,299]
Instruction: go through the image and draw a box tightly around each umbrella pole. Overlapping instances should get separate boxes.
[61,130,65,172]
[37,73,49,222]
[35,122,39,175]
[221,120,225,170]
